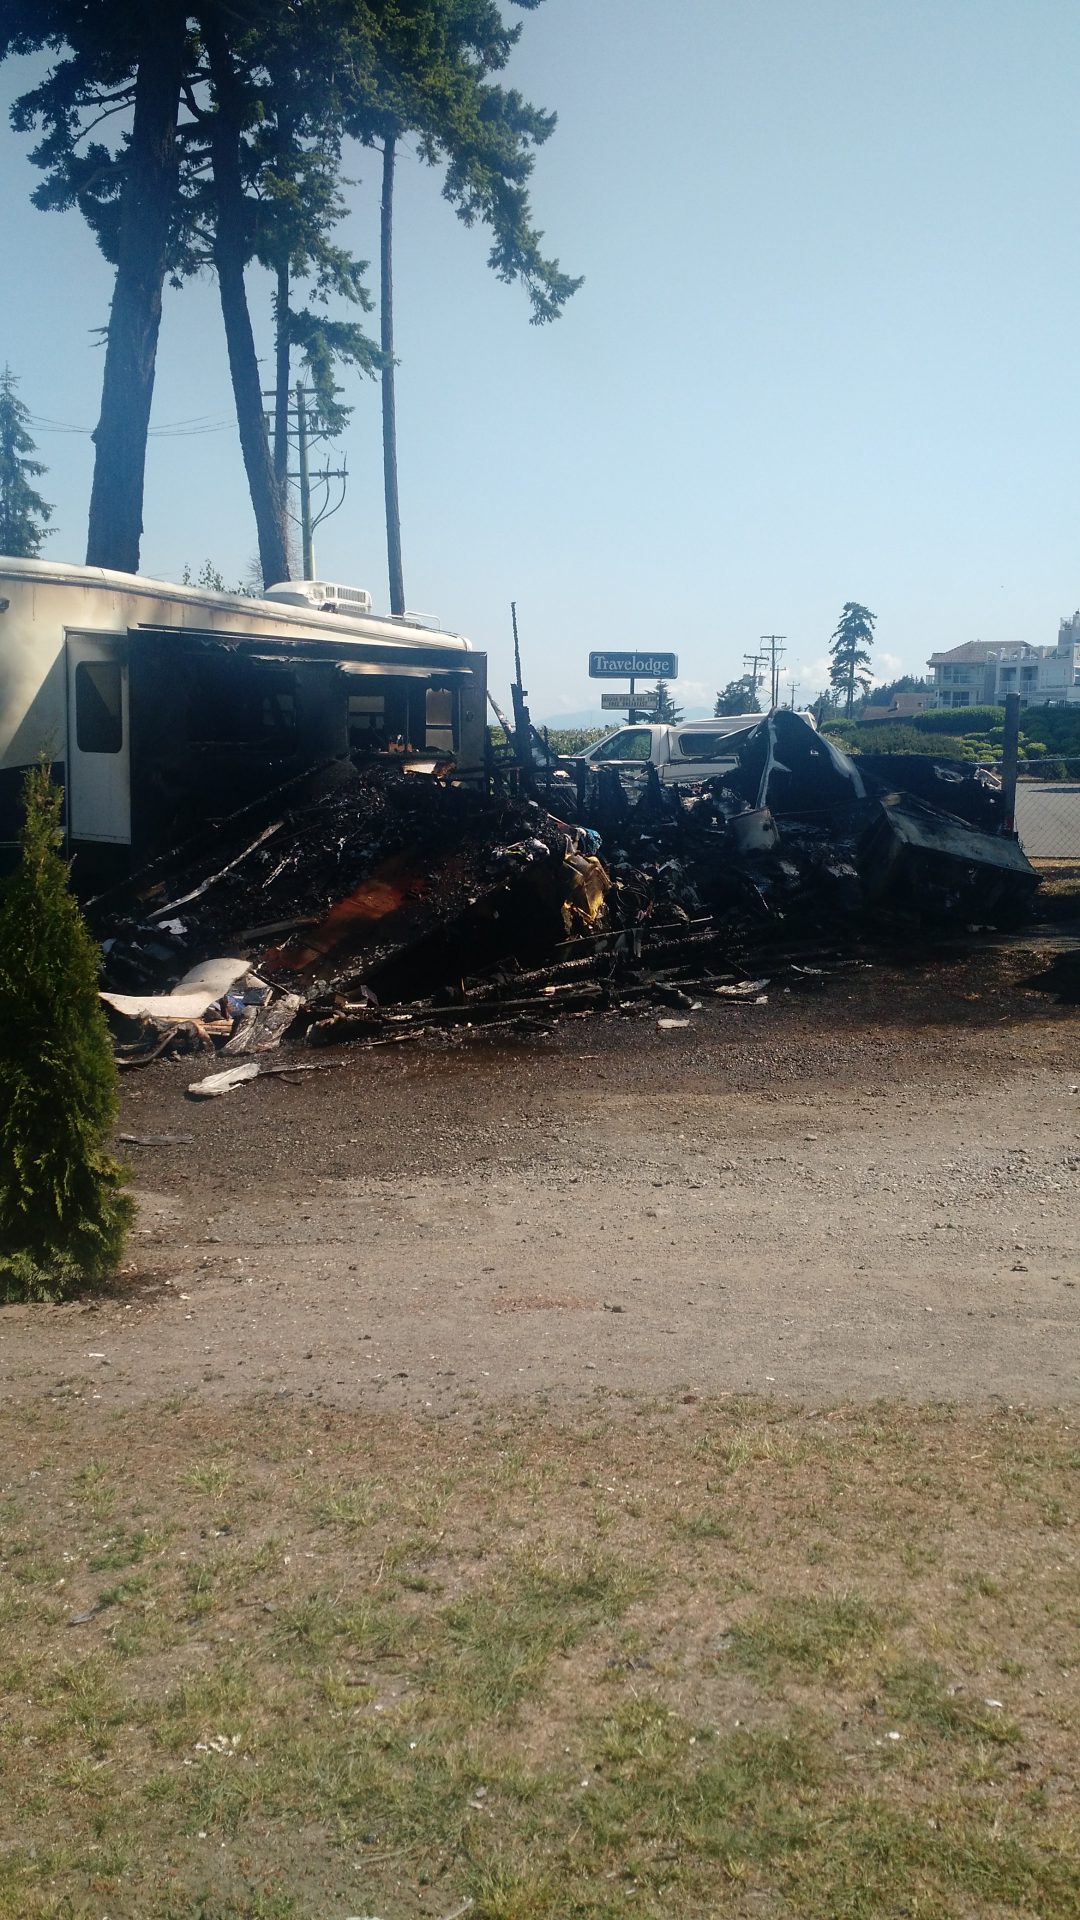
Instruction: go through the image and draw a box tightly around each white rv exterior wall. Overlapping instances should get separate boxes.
[0,558,473,770]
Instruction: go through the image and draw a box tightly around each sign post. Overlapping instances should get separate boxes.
[589,651,678,726]
[588,651,679,680]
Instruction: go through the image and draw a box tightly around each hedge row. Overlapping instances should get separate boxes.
[825,708,1080,777]
[830,703,1080,757]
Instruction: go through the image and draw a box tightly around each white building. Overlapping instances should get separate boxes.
[928,614,1080,709]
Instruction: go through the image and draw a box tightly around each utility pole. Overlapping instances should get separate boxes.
[1001,690,1021,835]
[509,601,535,792]
[263,382,348,583]
[381,130,405,616]
[296,383,314,580]
[742,650,764,709]
[760,634,787,710]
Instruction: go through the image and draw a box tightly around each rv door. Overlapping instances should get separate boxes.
[66,634,131,844]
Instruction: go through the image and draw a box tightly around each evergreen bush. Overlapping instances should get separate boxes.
[911,704,1005,735]
[0,764,132,1301]
[824,722,974,758]
[830,699,1080,771]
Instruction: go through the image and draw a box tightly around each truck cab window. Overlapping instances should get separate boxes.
[592,728,651,761]
[75,660,123,753]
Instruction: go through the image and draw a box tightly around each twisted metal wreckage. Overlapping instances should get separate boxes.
[90,710,1038,1085]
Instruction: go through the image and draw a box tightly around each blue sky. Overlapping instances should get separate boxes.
[2,0,1080,718]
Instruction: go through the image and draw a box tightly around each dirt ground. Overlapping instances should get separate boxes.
[2,937,1079,1415]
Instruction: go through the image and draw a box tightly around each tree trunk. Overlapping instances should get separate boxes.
[201,7,290,588]
[85,2,186,573]
[273,260,291,494]
[381,132,405,615]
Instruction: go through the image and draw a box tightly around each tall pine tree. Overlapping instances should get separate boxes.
[828,602,876,717]
[3,2,188,574]
[5,2,580,587]
[0,367,54,557]
[342,0,583,611]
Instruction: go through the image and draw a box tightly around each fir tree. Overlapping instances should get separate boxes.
[715,678,760,715]
[651,678,683,722]
[0,365,54,557]
[828,602,876,717]
[0,764,132,1300]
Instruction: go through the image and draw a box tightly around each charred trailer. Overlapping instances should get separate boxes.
[0,560,487,887]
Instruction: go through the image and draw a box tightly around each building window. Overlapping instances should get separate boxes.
[75,659,123,754]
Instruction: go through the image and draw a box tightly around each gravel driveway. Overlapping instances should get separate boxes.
[2,939,1078,1413]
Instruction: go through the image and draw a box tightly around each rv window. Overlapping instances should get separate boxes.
[260,689,296,733]
[348,694,386,743]
[75,660,123,754]
[187,662,297,744]
[425,687,455,753]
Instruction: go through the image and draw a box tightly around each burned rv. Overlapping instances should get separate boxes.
[0,559,486,883]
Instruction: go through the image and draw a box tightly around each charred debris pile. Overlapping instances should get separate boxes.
[91,713,1038,1066]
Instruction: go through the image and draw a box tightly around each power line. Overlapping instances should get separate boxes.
[149,420,232,437]
[28,413,232,437]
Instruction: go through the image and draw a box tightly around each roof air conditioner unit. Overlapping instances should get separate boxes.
[264,580,373,614]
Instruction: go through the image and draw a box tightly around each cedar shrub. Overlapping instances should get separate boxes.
[0,762,132,1300]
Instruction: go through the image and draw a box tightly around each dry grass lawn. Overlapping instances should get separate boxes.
[1,1396,1077,1919]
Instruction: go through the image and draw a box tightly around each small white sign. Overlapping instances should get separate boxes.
[600,692,660,712]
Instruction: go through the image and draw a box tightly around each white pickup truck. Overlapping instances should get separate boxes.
[568,717,765,785]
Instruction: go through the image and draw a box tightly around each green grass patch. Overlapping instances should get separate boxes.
[880,1657,1021,1744]
[434,1552,650,1721]
[726,1594,892,1680]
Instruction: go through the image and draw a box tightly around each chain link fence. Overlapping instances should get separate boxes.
[1005,757,1080,862]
